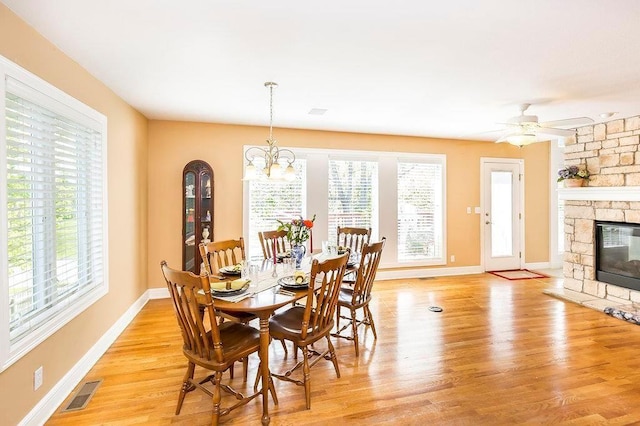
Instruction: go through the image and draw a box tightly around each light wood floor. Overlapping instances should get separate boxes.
[47,273,640,425]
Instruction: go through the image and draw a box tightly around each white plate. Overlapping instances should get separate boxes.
[219,265,242,275]
[278,275,310,289]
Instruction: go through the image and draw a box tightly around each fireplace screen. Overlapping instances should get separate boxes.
[596,221,640,292]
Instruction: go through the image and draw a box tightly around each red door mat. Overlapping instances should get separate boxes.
[489,269,548,280]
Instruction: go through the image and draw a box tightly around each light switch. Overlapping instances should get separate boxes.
[466,207,471,214]
[474,206,481,214]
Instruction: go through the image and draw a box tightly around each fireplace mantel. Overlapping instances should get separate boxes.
[558,186,640,202]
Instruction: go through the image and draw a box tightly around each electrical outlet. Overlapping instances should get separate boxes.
[450,255,455,263]
[34,366,43,390]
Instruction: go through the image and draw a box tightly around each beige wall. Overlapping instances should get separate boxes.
[147,120,551,288]
[0,5,148,425]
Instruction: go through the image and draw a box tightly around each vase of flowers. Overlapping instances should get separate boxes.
[278,215,315,269]
[557,165,590,187]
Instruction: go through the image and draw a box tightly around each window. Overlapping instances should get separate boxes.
[1,57,108,370]
[243,148,446,267]
[328,159,378,244]
[397,160,443,262]
[245,157,306,261]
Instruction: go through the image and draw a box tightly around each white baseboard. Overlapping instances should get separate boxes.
[147,286,169,299]
[20,291,151,426]
[524,262,551,270]
[375,265,484,280]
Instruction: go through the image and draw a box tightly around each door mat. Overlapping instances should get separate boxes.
[489,269,548,280]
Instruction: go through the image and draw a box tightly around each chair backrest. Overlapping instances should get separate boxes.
[301,251,350,339]
[199,238,245,274]
[160,261,224,363]
[258,229,290,260]
[352,237,386,305]
[337,227,371,253]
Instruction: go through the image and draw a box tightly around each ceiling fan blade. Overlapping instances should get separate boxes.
[539,117,594,128]
[536,127,576,137]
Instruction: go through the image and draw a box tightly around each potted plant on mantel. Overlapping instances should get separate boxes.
[557,165,590,187]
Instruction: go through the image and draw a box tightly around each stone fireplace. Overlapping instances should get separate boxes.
[552,115,640,312]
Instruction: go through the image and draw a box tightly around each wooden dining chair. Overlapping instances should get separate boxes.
[200,238,246,275]
[199,239,255,379]
[258,229,290,260]
[336,226,371,253]
[332,238,385,357]
[268,252,350,409]
[337,226,371,283]
[160,261,272,425]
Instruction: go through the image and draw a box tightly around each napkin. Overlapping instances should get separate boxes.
[210,278,249,291]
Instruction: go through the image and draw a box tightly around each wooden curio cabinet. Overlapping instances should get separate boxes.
[182,160,214,273]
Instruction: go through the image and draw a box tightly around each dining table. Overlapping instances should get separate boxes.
[206,252,359,425]
[208,259,312,425]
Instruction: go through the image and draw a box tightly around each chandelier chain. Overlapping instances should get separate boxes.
[269,83,274,141]
[243,81,295,180]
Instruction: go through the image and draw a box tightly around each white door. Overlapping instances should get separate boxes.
[482,159,523,271]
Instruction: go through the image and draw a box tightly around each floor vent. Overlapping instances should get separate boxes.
[418,277,436,280]
[61,379,102,412]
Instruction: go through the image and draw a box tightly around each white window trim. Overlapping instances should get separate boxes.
[242,145,446,268]
[0,55,109,372]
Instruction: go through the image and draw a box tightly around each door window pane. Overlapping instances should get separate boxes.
[491,171,513,257]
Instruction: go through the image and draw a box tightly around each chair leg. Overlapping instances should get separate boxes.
[229,362,235,379]
[281,339,288,355]
[336,305,341,331]
[253,363,260,392]
[243,357,249,382]
[350,307,360,357]
[268,372,279,406]
[211,371,223,426]
[176,361,195,415]
[302,346,312,409]
[365,305,377,340]
[326,336,341,379]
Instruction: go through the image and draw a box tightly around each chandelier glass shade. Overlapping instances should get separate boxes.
[244,82,296,181]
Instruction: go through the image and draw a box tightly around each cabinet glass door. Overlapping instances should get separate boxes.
[184,171,196,272]
[200,173,212,245]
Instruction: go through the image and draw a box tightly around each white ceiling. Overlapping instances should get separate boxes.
[4,0,640,141]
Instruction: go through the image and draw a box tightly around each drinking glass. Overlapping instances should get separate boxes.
[283,258,295,275]
[248,264,259,289]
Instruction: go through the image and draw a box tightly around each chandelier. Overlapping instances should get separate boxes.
[243,82,296,181]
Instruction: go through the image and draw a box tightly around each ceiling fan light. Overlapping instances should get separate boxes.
[506,133,537,147]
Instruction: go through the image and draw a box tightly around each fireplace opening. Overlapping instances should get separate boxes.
[595,221,640,292]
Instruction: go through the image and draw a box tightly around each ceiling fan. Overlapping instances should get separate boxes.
[495,103,594,147]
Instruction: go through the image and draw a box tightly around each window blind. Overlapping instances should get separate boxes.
[397,160,443,261]
[328,159,378,244]
[5,90,104,343]
[246,158,306,261]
